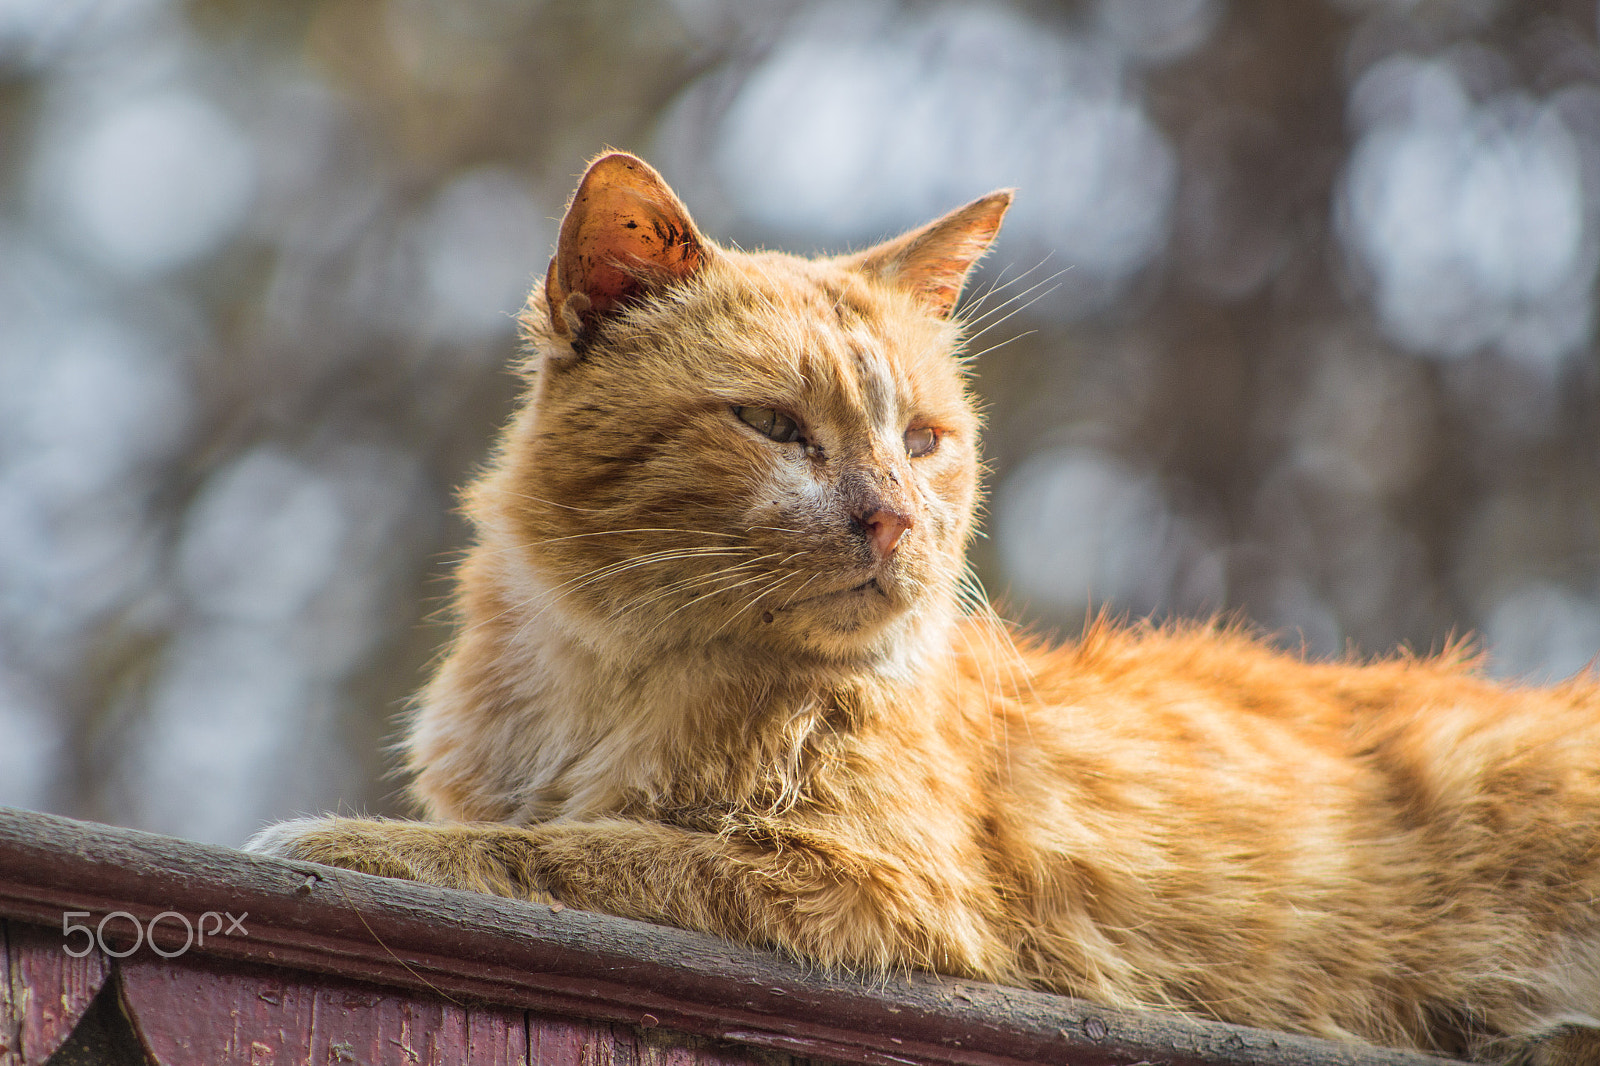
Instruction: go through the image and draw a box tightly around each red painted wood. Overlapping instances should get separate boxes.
[0,920,109,1066]
[527,1015,592,1066]
[648,1038,713,1066]
[674,1033,784,1066]
[528,1013,762,1066]
[120,953,530,1065]
[607,1017,778,1066]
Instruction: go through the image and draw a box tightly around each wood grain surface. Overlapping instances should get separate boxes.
[0,919,110,1066]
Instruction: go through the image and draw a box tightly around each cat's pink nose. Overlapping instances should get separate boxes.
[858,507,913,559]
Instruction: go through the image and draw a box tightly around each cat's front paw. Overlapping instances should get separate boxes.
[244,817,334,861]
[245,816,555,903]
[243,816,407,878]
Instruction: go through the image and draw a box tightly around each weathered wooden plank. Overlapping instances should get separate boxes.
[462,1002,535,1065]
[0,806,1458,1066]
[1,921,11,1066]
[627,1022,788,1066]
[528,1015,595,1066]
[0,919,110,1066]
[527,1016,777,1066]
[119,951,530,1065]
[633,1027,760,1066]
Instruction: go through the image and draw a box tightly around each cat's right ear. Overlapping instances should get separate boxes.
[843,190,1014,319]
[543,152,708,353]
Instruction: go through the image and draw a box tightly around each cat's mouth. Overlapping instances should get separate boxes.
[779,577,889,609]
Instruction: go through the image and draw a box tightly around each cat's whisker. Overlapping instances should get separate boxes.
[479,546,767,645]
[962,258,1026,312]
[957,566,1041,721]
[948,617,993,713]
[642,557,777,597]
[501,489,608,514]
[949,621,1014,785]
[947,573,1036,745]
[650,551,802,608]
[467,527,747,561]
[706,570,812,640]
[748,567,813,607]
[557,545,757,586]
[957,266,1068,334]
[508,552,753,625]
[544,557,774,624]
[762,548,816,574]
[664,570,796,633]
[603,574,761,630]
[625,552,819,630]
[546,526,744,542]
[962,328,1039,364]
[961,281,1060,338]
[616,556,792,620]
[649,548,820,619]
[618,562,764,606]
[960,281,1063,352]
[777,571,826,609]
[712,566,806,608]
[524,527,745,549]
[960,252,1049,312]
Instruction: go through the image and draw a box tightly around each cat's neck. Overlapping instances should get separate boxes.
[411,534,956,824]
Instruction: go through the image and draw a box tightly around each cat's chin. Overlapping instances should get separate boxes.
[748,577,933,668]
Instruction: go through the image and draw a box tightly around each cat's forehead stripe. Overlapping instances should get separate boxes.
[852,345,897,429]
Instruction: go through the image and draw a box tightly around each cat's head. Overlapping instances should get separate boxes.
[486,152,1010,672]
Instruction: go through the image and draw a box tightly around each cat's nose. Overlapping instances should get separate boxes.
[855,507,913,559]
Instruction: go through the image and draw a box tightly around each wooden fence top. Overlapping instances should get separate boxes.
[0,806,1457,1066]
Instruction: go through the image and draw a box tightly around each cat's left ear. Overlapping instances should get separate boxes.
[843,190,1014,319]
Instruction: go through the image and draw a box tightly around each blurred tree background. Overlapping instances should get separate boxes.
[3,0,1599,844]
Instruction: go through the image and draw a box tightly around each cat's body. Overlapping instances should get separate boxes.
[249,153,1600,1062]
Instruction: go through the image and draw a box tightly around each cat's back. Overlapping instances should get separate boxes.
[960,616,1600,923]
[983,616,1600,763]
[949,616,1600,883]
[945,617,1600,1043]
[952,619,1380,866]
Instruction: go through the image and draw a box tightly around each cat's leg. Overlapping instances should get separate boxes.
[245,817,557,901]
[245,815,1006,978]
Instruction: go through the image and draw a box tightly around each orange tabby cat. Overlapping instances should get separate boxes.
[249,152,1600,1062]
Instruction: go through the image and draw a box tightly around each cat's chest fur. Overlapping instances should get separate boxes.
[410,538,973,829]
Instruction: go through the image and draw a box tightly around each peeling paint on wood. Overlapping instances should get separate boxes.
[0,919,109,1066]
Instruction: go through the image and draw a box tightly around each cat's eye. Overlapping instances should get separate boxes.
[734,405,803,444]
[905,426,939,458]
